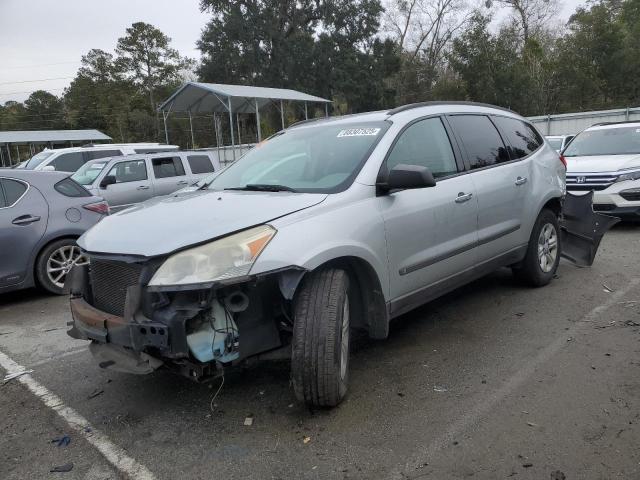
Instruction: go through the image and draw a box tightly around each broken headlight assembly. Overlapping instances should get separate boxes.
[615,168,640,183]
[148,225,276,287]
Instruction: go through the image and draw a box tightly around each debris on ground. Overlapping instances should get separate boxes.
[624,319,640,327]
[602,283,614,293]
[526,421,539,427]
[550,470,566,480]
[303,436,311,444]
[3,369,33,383]
[514,312,525,317]
[244,415,254,426]
[522,462,533,468]
[433,386,448,393]
[51,435,71,447]
[87,388,104,399]
[50,463,74,473]
[0,331,14,336]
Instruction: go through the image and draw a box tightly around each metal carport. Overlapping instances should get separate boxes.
[158,82,332,160]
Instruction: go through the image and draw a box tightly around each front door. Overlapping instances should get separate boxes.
[0,178,47,287]
[378,117,479,313]
[100,158,154,210]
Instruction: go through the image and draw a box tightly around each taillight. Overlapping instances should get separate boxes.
[559,154,567,168]
[83,201,110,215]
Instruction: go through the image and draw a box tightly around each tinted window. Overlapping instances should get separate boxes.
[188,155,215,174]
[152,157,186,178]
[53,152,85,172]
[54,177,91,197]
[448,115,509,169]
[107,160,148,183]
[86,150,122,160]
[493,116,542,159]
[1,179,27,206]
[387,117,458,178]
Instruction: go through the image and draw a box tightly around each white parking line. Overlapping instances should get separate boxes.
[0,348,156,480]
[395,276,640,477]
[29,346,87,368]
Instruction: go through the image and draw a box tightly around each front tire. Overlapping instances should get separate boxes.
[291,268,351,407]
[513,209,560,287]
[35,239,88,295]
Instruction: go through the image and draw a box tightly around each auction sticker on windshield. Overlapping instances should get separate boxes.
[337,128,381,137]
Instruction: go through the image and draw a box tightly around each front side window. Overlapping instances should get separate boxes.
[208,121,390,193]
[386,117,458,178]
[152,157,185,178]
[493,116,542,159]
[71,161,109,185]
[188,155,215,174]
[52,152,85,172]
[54,178,91,197]
[0,178,27,207]
[448,115,510,169]
[563,126,640,157]
[107,160,148,183]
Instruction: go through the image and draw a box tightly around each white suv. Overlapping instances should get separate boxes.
[564,122,640,221]
[19,143,179,173]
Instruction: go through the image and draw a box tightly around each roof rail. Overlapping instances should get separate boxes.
[591,120,640,127]
[387,101,515,116]
[288,116,330,128]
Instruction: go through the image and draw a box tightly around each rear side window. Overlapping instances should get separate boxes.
[52,152,85,172]
[107,160,148,183]
[387,117,458,178]
[152,157,185,178]
[0,178,27,207]
[86,149,122,160]
[54,177,91,197]
[187,155,215,174]
[448,115,510,169]
[493,116,543,159]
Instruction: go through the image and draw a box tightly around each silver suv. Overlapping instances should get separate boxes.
[67,102,615,407]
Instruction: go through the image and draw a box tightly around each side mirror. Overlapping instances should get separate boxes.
[378,164,436,192]
[100,175,116,189]
[41,165,55,172]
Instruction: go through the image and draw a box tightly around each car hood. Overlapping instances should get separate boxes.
[565,154,640,173]
[78,189,327,257]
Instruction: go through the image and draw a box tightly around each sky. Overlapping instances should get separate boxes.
[0,0,586,104]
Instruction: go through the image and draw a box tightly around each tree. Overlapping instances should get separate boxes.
[488,0,560,43]
[23,91,66,130]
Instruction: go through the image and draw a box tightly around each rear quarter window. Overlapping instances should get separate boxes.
[448,115,510,169]
[187,155,215,174]
[493,116,543,159]
[54,177,91,197]
[1,178,28,206]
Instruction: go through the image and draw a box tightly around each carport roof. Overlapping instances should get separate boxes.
[159,82,331,114]
[0,129,111,144]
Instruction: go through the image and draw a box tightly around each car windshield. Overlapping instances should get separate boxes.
[71,161,109,185]
[207,121,390,193]
[563,126,640,157]
[547,138,563,150]
[24,150,54,169]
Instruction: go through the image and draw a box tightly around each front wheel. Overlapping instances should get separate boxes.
[291,268,351,407]
[512,209,560,287]
[36,239,88,295]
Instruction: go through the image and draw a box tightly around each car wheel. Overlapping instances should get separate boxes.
[513,209,560,287]
[291,268,351,407]
[36,239,88,295]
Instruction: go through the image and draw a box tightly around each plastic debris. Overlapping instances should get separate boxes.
[602,284,614,293]
[551,470,566,480]
[51,436,71,447]
[244,416,254,426]
[303,436,311,444]
[433,386,448,393]
[3,369,33,383]
[87,388,104,399]
[50,463,74,473]
[526,422,538,427]
[522,462,533,468]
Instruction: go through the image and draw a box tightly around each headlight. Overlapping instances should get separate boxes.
[148,225,276,286]
[616,169,640,182]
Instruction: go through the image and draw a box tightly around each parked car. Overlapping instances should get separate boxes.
[545,134,574,152]
[18,143,179,173]
[0,170,108,295]
[564,121,640,220]
[70,151,220,212]
[67,102,614,407]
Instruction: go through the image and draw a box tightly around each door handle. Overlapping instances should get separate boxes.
[455,192,473,203]
[12,215,41,225]
[515,176,528,186]
[177,180,189,185]
[136,185,150,190]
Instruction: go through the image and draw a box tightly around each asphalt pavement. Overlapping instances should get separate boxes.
[1,224,639,480]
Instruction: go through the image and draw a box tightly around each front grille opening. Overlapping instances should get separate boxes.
[89,260,143,316]
[593,204,615,211]
[620,191,640,202]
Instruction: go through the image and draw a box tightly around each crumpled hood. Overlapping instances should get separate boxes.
[78,189,327,257]
[565,154,640,173]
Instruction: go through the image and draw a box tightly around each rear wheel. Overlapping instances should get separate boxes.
[513,209,560,287]
[291,268,351,407]
[36,239,88,295]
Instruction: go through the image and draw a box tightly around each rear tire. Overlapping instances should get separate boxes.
[512,209,560,287]
[35,238,88,295]
[291,268,351,407]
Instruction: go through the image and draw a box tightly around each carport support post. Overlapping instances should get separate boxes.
[237,113,242,146]
[228,98,236,162]
[280,100,285,130]
[188,110,195,149]
[7,144,12,165]
[213,113,221,161]
[304,101,308,120]
[255,99,262,142]
[325,103,329,117]
[162,110,170,144]
[15,145,19,162]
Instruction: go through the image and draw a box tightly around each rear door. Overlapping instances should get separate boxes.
[50,152,85,172]
[150,156,190,195]
[99,158,154,210]
[0,178,47,287]
[447,114,532,263]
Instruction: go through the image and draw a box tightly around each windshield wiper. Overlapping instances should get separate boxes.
[225,184,298,192]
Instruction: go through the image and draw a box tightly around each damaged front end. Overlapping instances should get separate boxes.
[67,254,305,381]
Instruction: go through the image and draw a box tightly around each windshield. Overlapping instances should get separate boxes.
[207,121,389,193]
[25,150,54,169]
[71,161,109,185]
[564,126,640,157]
[547,138,563,150]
